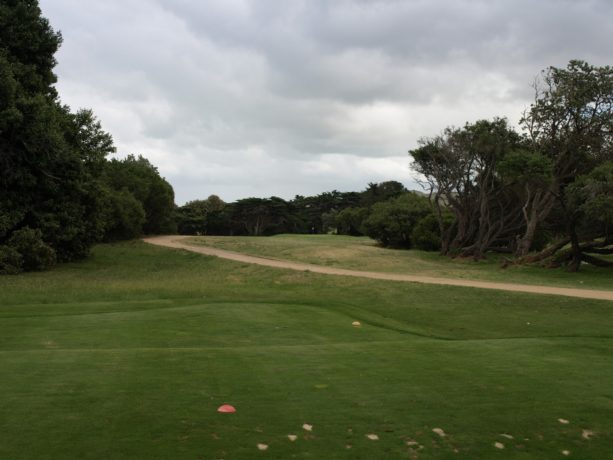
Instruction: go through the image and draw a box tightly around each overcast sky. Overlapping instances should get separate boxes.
[39,0,613,204]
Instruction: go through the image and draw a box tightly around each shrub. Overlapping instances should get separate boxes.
[336,207,369,236]
[103,188,146,241]
[411,214,441,251]
[362,193,431,248]
[0,245,23,275]
[8,227,57,271]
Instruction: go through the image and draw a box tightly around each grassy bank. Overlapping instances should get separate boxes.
[0,240,612,459]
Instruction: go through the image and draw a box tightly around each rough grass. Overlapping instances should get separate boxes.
[0,240,612,459]
[190,234,613,291]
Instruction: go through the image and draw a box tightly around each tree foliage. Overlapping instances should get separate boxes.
[176,181,418,239]
[520,60,613,270]
[410,60,613,271]
[103,155,176,235]
[362,193,432,248]
[411,118,524,259]
[176,195,226,235]
[1,1,176,273]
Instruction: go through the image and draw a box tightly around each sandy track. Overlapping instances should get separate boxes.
[144,235,613,301]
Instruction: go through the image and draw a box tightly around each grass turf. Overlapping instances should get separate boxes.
[189,234,613,291]
[0,240,612,459]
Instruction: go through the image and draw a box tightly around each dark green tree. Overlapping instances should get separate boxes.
[562,161,613,266]
[103,155,176,235]
[411,118,524,258]
[362,193,432,248]
[177,195,226,235]
[0,0,115,262]
[360,181,406,207]
[101,188,146,241]
[231,197,291,236]
[336,206,369,236]
[521,60,613,270]
[1,2,177,273]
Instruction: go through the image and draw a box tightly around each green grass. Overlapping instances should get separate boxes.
[1,240,612,459]
[189,234,613,291]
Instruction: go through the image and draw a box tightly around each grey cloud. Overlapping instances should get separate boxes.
[39,0,613,203]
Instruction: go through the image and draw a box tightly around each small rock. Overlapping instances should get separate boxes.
[500,434,514,439]
[287,435,297,442]
[302,423,313,432]
[366,433,379,440]
[558,418,570,425]
[257,443,268,451]
[582,429,594,440]
[562,450,571,456]
[352,321,361,327]
[494,442,505,449]
[432,428,446,437]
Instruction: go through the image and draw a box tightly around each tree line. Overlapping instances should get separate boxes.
[0,1,175,274]
[175,181,440,250]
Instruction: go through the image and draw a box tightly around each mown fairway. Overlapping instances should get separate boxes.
[1,240,612,459]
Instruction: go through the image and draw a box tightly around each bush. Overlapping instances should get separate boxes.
[103,188,146,241]
[411,214,441,251]
[362,193,431,248]
[0,245,23,275]
[336,207,369,236]
[7,227,56,271]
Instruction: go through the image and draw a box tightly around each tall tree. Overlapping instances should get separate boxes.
[103,155,177,235]
[0,0,115,262]
[521,60,613,270]
[1,2,177,273]
[231,197,291,236]
[410,118,524,259]
[176,195,226,235]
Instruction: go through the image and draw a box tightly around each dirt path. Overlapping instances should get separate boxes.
[144,235,613,301]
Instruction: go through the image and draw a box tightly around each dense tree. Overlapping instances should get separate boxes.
[409,61,613,270]
[360,180,407,208]
[336,206,369,236]
[362,193,432,248]
[176,195,226,235]
[562,161,613,266]
[497,149,554,256]
[0,0,111,262]
[519,60,613,270]
[101,188,146,241]
[103,155,176,235]
[288,184,404,235]
[230,197,291,236]
[1,1,177,273]
[291,191,347,233]
[411,118,524,258]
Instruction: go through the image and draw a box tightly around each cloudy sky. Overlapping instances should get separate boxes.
[39,0,613,204]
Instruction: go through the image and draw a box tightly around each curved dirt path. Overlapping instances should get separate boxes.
[144,235,613,301]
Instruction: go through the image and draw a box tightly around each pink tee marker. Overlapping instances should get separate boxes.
[217,404,236,413]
